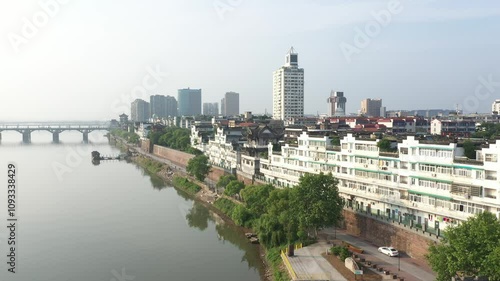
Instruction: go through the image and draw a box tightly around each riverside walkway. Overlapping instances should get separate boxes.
[284,241,347,281]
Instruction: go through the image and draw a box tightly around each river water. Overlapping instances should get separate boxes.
[0,131,264,281]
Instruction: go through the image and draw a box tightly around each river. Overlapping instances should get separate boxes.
[0,130,265,281]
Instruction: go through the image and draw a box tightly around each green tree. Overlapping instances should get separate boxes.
[463,140,476,159]
[427,212,500,281]
[231,205,252,227]
[377,138,392,151]
[128,133,140,144]
[240,184,275,217]
[186,155,211,181]
[217,174,237,189]
[331,137,340,146]
[292,173,344,236]
[148,130,164,145]
[224,180,245,196]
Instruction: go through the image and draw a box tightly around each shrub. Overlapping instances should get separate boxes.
[331,246,342,256]
[213,198,237,217]
[339,246,351,261]
[231,204,252,227]
[172,176,201,194]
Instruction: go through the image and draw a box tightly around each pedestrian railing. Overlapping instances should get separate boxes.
[280,250,298,280]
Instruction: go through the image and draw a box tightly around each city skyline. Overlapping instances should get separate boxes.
[1,1,499,121]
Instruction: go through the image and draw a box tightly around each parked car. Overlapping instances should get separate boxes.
[378,246,399,257]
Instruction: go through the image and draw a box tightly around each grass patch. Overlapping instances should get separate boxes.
[266,247,291,281]
[172,176,201,195]
[136,157,164,174]
[213,198,237,217]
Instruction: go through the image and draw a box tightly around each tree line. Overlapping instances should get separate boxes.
[149,127,202,155]
[215,173,345,248]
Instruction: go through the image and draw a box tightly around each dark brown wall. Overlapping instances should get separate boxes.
[152,145,194,167]
[343,210,433,264]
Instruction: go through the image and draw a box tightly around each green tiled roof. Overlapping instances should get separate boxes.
[409,190,452,201]
[409,175,453,184]
[354,168,392,175]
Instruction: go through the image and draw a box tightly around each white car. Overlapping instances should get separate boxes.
[378,246,399,257]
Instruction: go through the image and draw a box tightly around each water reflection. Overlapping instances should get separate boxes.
[149,173,167,190]
[216,222,264,272]
[184,200,265,276]
[186,201,213,231]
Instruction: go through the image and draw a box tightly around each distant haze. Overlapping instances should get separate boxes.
[1,0,499,121]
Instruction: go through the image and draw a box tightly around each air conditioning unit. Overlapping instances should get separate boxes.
[364,164,368,168]
[432,173,437,177]
[348,150,352,153]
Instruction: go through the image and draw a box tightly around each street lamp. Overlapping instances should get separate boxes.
[398,254,401,271]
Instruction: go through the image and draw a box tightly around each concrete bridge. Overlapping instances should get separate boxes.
[0,124,111,143]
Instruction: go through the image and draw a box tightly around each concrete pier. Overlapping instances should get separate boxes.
[83,131,89,143]
[52,132,60,143]
[22,130,31,143]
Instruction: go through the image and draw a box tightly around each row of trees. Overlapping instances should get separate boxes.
[111,128,140,144]
[473,123,500,139]
[217,172,345,248]
[149,127,202,155]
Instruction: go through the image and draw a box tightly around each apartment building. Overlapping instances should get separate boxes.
[256,132,500,232]
[431,119,476,137]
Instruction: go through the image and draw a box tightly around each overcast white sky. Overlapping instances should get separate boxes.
[1,0,499,121]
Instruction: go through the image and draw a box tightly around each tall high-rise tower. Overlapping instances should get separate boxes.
[360,98,383,117]
[327,91,347,117]
[221,91,239,116]
[178,88,202,116]
[131,99,150,122]
[272,47,304,120]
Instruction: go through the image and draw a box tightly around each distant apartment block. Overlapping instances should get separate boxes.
[360,99,383,117]
[221,92,240,116]
[203,102,219,116]
[150,95,178,118]
[273,47,304,120]
[131,99,150,122]
[327,91,346,117]
[178,88,202,116]
[493,100,500,114]
[387,109,453,118]
[431,119,476,137]
[165,95,178,117]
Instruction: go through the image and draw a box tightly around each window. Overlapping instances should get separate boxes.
[454,168,471,178]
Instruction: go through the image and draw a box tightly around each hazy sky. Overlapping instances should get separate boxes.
[1,0,499,121]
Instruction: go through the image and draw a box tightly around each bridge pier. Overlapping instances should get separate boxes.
[82,131,89,143]
[52,132,60,143]
[22,130,31,144]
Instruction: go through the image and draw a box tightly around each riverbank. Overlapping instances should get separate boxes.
[111,136,280,281]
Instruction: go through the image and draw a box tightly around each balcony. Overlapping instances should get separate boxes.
[453,158,484,166]
[379,151,399,158]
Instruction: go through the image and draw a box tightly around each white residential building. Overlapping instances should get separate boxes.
[257,132,500,232]
[493,100,500,114]
[273,47,304,120]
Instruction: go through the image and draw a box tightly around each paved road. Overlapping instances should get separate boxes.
[321,228,436,281]
[289,241,347,281]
